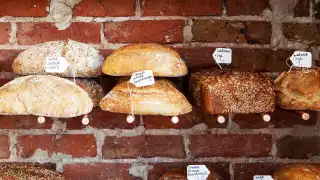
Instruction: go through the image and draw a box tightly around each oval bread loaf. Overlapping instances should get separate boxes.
[0,75,93,118]
[13,40,104,77]
[273,164,320,180]
[102,43,188,77]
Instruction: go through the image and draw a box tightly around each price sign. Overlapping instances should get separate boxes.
[45,57,69,73]
[212,48,232,64]
[290,51,312,68]
[130,70,155,87]
[187,165,210,180]
[253,175,274,180]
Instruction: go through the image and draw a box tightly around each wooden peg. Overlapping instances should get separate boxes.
[37,116,46,124]
[171,116,179,124]
[126,115,135,123]
[261,113,271,122]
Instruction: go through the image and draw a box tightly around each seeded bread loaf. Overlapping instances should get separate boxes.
[102,43,188,77]
[274,68,320,111]
[13,40,104,77]
[273,164,320,180]
[0,75,93,118]
[190,70,275,114]
[100,79,192,116]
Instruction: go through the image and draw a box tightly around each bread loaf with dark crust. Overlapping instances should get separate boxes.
[12,40,104,77]
[273,164,320,180]
[0,163,67,179]
[274,68,320,111]
[190,69,275,114]
[100,79,192,116]
[158,169,223,180]
[102,43,188,77]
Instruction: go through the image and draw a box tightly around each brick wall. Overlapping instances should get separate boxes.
[0,0,319,180]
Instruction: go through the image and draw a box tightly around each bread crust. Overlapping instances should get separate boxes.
[274,68,320,110]
[102,43,188,77]
[12,40,103,77]
[0,75,93,118]
[273,164,320,180]
[100,79,192,116]
[190,69,275,114]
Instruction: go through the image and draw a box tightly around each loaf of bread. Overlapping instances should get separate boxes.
[13,40,104,77]
[274,68,320,111]
[158,169,222,180]
[190,70,275,114]
[0,75,93,118]
[67,78,104,107]
[100,79,192,116]
[273,164,320,180]
[102,43,188,77]
[0,163,66,179]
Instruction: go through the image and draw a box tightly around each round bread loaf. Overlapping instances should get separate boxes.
[273,164,320,180]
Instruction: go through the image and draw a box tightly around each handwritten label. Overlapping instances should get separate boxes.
[187,165,210,180]
[253,175,274,180]
[130,70,155,87]
[212,48,232,64]
[45,57,69,73]
[290,51,312,68]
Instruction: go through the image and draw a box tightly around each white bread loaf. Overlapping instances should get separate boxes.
[13,40,104,77]
[0,75,93,118]
[100,79,192,116]
[102,43,188,77]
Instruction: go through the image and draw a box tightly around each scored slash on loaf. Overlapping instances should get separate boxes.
[190,69,275,114]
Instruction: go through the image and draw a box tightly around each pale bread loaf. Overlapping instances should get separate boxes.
[273,164,320,180]
[102,43,188,77]
[13,40,103,77]
[274,68,320,111]
[0,163,67,179]
[0,75,93,118]
[100,79,192,116]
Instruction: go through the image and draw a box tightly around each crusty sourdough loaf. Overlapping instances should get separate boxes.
[273,164,320,180]
[102,43,188,77]
[0,75,93,118]
[274,68,320,111]
[100,79,192,116]
[67,78,104,107]
[190,69,275,114]
[158,169,222,180]
[0,163,67,179]
[12,40,104,77]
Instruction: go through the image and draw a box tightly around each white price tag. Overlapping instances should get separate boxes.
[253,175,274,180]
[290,51,312,68]
[213,48,232,64]
[45,57,69,73]
[187,165,210,180]
[130,70,155,87]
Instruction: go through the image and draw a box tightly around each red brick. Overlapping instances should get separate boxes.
[294,0,310,17]
[277,135,320,159]
[63,163,135,180]
[54,135,97,157]
[283,22,320,46]
[0,23,11,45]
[99,49,114,59]
[233,163,281,180]
[0,50,23,72]
[226,0,270,16]
[17,22,100,45]
[73,0,135,16]
[0,78,12,86]
[148,162,230,180]
[0,136,9,159]
[16,135,54,158]
[65,108,140,129]
[189,134,272,158]
[140,0,222,16]
[102,135,185,158]
[0,0,48,17]
[104,20,184,43]
[315,1,320,19]
[192,20,271,44]
[0,115,52,129]
[264,49,294,72]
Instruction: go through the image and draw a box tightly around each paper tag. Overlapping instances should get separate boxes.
[45,57,69,73]
[187,165,210,180]
[213,48,232,64]
[253,175,274,180]
[290,51,312,68]
[130,70,155,87]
